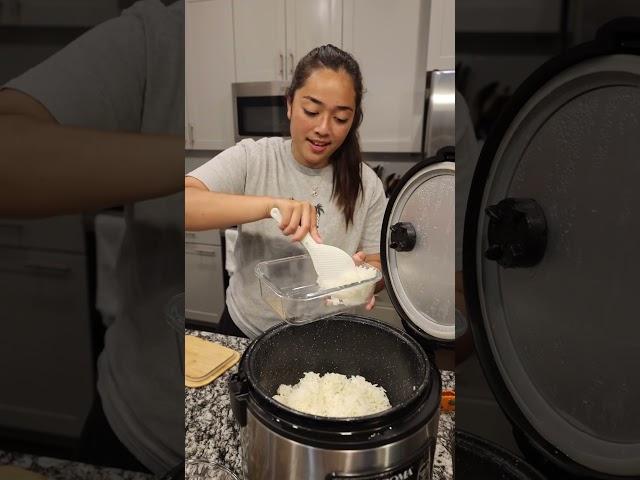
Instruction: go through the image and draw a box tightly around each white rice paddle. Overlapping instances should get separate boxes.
[270,207,355,284]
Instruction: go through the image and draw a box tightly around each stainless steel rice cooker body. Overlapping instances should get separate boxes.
[229,316,441,480]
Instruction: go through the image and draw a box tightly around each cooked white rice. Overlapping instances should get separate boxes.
[319,265,378,306]
[273,371,391,417]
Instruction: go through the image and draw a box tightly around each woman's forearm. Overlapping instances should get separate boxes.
[185,188,271,231]
[0,115,183,217]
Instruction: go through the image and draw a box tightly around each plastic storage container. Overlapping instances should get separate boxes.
[255,254,381,325]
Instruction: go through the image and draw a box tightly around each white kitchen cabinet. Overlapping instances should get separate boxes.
[0,247,94,439]
[233,0,342,83]
[343,0,429,152]
[185,0,236,150]
[185,229,220,246]
[233,0,287,82]
[426,0,455,71]
[285,0,342,78]
[185,230,226,326]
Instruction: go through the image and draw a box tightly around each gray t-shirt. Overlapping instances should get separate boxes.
[188,137,387,338]
[4,0,184,474]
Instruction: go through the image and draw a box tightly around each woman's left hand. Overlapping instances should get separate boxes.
[353,251,376,311]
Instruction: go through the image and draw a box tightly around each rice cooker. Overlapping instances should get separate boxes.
[228,146,456,480]
[463,17,640,479]
[456,430,546,480]
[381,147,457,363]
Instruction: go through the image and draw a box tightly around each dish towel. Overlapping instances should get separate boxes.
[224,228,238,276]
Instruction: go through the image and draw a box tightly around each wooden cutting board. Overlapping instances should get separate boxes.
[185,335,240,388]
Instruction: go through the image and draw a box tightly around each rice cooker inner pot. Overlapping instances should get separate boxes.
[230,315,439,449]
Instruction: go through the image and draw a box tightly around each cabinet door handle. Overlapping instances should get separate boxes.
[186,246,217,256]
[194,248,216,256]
[279,53,284,78]
[188,123,194,147]
[289,53,294,76]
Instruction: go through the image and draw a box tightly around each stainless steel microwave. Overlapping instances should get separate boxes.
[232,81,291,142]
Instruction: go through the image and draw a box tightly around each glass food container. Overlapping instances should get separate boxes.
[185,459,240,480]
[255,254,381,325]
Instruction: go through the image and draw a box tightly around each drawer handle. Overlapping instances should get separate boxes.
[193,248,216,256]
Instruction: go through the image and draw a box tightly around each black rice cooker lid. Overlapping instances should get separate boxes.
[463,18,640,478]
[381,147,456,344]
[456,430,547,480]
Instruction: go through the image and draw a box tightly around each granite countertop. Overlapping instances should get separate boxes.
[0,451,153,480]
[185,330,454,480]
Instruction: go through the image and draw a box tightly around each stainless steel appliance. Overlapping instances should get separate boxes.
[232,81,290,142]
[229,145,456,479]
[229,316,440,480]
[422,69,455,158]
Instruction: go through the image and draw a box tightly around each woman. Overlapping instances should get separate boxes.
[185,44,386,338]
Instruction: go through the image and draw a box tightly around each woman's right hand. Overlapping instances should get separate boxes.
[268,198,323,243]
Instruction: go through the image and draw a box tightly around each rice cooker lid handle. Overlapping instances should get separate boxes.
[595,16,640,53]
[483,197,548,269]
[381,146,456,345]
[463,18,640,478]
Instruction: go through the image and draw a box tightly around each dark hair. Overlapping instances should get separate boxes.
[286,44,364,228]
